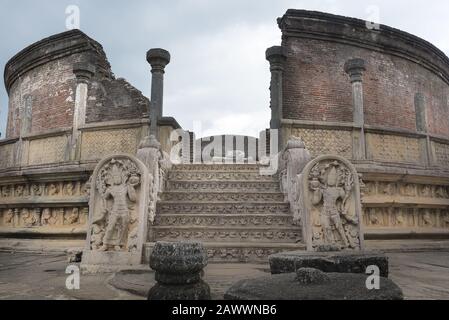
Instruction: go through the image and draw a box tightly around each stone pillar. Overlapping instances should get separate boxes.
[345,58,366,160]
[146,49,171,139]
[414,93,432,166]
[71,63,95,160]
[266,46,287,150]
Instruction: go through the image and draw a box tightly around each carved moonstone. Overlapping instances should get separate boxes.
[300,155,364,251]
[81,155,150,272]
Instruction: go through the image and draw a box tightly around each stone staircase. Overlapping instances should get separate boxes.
[147,164,305,263]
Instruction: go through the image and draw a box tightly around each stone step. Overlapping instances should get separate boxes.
[143,242,306,263]
[154,214,295,228]
[157,202,291,215]
[166,180,281,192]
[160,191,285,203]
[151,226,301,243]
[172,164,264,172]
[168,171,277,182]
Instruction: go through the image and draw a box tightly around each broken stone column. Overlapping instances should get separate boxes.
[148,242,211,300]
[345,58,366,160]
[266,46,287,149]
[146,48,171,139]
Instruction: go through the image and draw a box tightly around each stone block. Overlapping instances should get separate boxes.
[269,250,389,277]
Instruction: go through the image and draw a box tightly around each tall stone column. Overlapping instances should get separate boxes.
[146,49,171,139]
[71,63,95,160]
[266,46,287,150]
[345,58,366,160]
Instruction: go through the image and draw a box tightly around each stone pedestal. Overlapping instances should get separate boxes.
[148,241,211,300]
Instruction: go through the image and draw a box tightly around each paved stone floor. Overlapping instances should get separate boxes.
[0,250,448,300]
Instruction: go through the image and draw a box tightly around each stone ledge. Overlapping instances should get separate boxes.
[0,227,86,239]
[365,228,449,240]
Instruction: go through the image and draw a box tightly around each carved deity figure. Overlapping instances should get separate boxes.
[41,208,58,226]
[3,209,14,226]
[310,163,357,248]
[15,185,24,197]
[22,209,37,227]
[65,183,74,196]
[31,184,43,196]
[303,158,363,251]
[48,184,59,196]
[92,160,139,252]
[65,208,80,225]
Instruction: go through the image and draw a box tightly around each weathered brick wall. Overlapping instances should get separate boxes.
[283,37,449,137]
[4,30,148,139]
[85,78,148,124]
[280,10,449,139]
[6,54,80,137]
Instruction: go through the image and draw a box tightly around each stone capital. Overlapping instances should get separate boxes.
[146,48,171,73]
[344,58,366,83]
[266,46,287,71]
[73,63,96,83]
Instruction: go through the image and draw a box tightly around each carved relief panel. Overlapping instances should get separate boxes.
[82,155,149,269]
[300,155,364,251]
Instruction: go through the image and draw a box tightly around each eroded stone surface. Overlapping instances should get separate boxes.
[148,241,211,300]
[224,272,403,300]
[270,251,389,277]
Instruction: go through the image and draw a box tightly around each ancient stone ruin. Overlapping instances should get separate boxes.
[0,9,448,274]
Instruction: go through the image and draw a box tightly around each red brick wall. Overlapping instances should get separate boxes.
[282,37,449,138]
[6,54,80,137]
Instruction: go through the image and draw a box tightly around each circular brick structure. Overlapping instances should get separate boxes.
[267,10,449,240]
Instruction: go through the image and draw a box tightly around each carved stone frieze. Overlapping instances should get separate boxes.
[157,203,291,215]
[161,192,285,202]
[363,207,449,229]
[0,207,88,228]
[167,181,280,192]
[154,214,293,228]
[168,171,276,181]
[153,228,301,243]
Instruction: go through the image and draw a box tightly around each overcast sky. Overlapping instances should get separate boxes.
[1,0,449,138]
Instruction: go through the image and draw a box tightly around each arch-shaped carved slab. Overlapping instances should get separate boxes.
[82,154,149,271]
[300,155,364,251]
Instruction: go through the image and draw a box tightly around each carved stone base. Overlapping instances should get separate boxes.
[81,250,145,274]
[148,280,211,300]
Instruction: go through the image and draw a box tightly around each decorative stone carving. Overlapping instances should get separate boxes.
[82,154,150,271]
[136,135,172,224]
[300,155,364,251]
[147,241,211,300]
[279,136,312,224]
